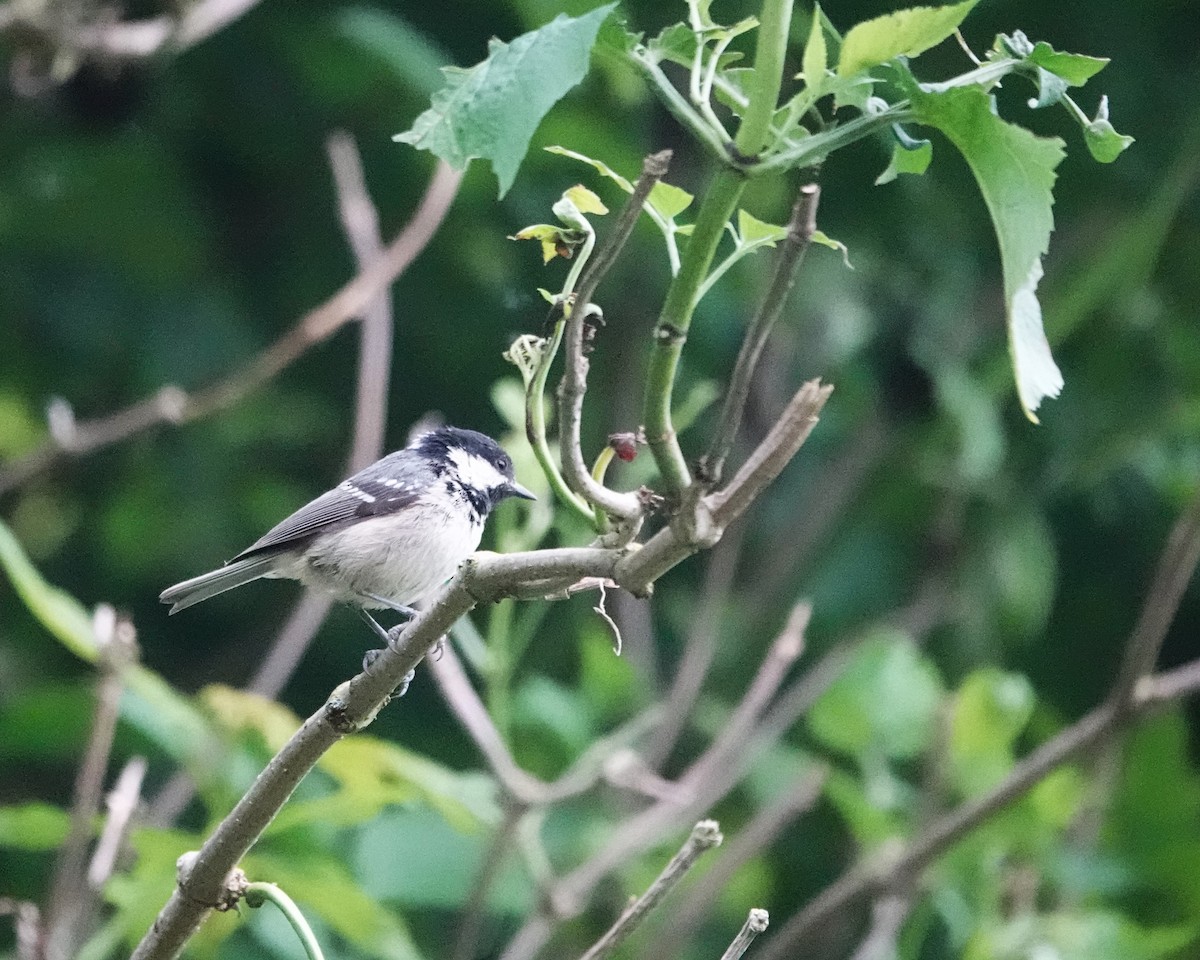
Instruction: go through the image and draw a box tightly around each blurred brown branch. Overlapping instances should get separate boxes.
[0,159,461,499]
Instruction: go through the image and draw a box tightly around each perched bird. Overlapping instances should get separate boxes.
[160,426,535,648]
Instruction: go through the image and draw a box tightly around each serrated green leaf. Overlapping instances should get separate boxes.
[1028,40,1109,86]
[838,0,977,76]
[876,139,933,184]
[647,181,694,220]
[394,4,616,196]
[737,209,788,245]
[802,5,828,98]
[911,84,1066,421]
[808,632,944,761]
[0,802,72,850]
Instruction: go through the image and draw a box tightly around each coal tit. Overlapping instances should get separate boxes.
[160,427,535,644]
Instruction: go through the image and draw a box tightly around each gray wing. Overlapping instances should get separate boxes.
[230,449,432,562]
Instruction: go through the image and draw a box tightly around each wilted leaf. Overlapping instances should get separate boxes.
[394,5,616,196]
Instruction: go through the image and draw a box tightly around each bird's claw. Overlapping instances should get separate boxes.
[360,649,416,697]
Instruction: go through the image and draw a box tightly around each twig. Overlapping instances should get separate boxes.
[451,806,524,960]
[88,756,148,889]
[558,150,671,524]
[428,641,551,804]
[709,379,834,527]
[577,821,724,960]
[44,606,137,960]
[549,606,809,921]
[663,768,826,945]
[758,488,1200,960]
[846,895,913,960]
[327,131,395,474]
[4,0,262,61]
[0,160,461,499]
[643,521,746,769]
[0,899,42,960]
[701,184,821,484]
[720,909,769,960]
[248,592,335,700]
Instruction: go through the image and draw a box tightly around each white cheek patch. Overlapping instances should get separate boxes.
[448,447,507,493]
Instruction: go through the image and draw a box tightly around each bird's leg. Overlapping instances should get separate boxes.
[357,607,417,696]
[360,592,419,620]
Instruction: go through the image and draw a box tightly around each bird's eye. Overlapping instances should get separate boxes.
[496,456,510,472]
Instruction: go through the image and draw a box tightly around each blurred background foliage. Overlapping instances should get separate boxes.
[1,0,1199,959]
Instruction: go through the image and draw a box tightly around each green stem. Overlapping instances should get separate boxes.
[590,446,616,530]
[486,597,516,736]
[245,883,325,960]
[733,0,795,158]
[631,52,732,161]
[753,104,914,176]
[642,168,747,492]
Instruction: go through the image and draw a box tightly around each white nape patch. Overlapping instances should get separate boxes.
[447,446,507,493]
[340,481,376,503]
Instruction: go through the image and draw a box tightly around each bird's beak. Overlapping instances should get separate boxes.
[507,481,537,501]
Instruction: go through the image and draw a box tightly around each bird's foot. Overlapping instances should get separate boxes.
[360,648,416,697]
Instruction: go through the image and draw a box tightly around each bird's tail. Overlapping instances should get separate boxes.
[159,555,278,614]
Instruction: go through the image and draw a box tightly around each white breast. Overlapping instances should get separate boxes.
[294,497,483,607]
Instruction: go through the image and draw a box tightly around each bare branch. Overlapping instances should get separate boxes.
[44,606,137,960]
[846,895,913,960]
[0,899,42,960]
[708,379,834,527]
[577,820,723,960]
[701,184,821,484]
[5,0,262,62]
[451,806,524,960]
[664,768,826,945]
[643,522,746,769]
[720,909,769,960]
[428,641,551,804]
[0,161,461,499]
[327,131,395,474]
[88,756,148,890]
[558,150,672,524]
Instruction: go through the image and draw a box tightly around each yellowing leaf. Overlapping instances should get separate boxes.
[564,183,608,215]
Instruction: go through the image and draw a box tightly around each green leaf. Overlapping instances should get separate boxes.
[647,181,694,220]
[0,802,71,850]
[911,84,1066,421]
[801,5,827,98]
[837,1,977,77]
[0,518,97,661]
[811,229,853,268]
[808,631,944,761]
[876,139,933,185]
[737,209,788,245]
[1027,39,1110,86]
[1028,66,1070,109]
[948,669,1034,795]
[544,145,634,191]
[1079,95,1135,163]
[394,4,616,196]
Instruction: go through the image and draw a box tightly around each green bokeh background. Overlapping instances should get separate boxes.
[2,1,1199,958]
